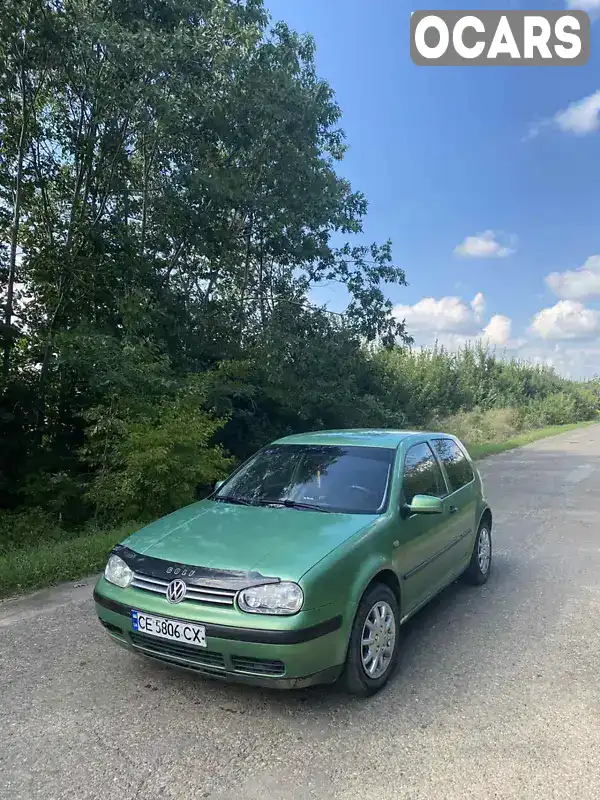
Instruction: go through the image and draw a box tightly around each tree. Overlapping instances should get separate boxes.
[0,0,412,528]
[0,0,57,376]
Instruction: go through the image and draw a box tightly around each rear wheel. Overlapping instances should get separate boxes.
[340,583,400,697]
[463,521,492,585]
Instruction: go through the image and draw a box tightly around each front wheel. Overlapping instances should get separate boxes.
[463,522,492,585]
[340,583,400,697]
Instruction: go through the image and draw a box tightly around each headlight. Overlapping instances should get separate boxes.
[104,554,134,588]
[238,582,304,615]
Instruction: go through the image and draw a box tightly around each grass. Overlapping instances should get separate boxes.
[0,523,139,600]
[466,421,593,459]
[0,418,595,600]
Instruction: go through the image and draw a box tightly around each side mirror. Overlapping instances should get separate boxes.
[214,480,225,492]
[406,495,444,515]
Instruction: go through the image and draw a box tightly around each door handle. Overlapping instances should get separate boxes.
[449,506,458,515]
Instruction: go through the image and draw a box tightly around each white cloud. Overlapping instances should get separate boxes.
[454,230,517,259]
[394,292,600,377]
[555,90,600,135]
[395,291,600,378]
[546,255,600,300]
[517,341,600,379]
[483,314,512,347]
[530,300,599,340]
[527,90,600,139]
[393,294,480,332]
[471,292,486,320]
[394,292,520,353]
[427,331,473,350]
[566,0,600,12]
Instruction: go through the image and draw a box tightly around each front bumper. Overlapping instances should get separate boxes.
[93,586,346,689]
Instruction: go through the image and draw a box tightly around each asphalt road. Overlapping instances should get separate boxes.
[2,426,600,800]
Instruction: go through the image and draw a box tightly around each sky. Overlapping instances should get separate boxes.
[265,0,600,379]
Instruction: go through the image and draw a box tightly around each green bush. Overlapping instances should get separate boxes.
[570,388,599,421]
[520,392,578,427]
[435,407,524,446]
[0,508,64,555]
[85,392,234,525]
[374,342,588,427]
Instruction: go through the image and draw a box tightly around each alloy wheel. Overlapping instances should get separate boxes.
[360,600,396,679]
[478,527,491,575]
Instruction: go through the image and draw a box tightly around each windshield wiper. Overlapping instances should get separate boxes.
[213,495,254,507]
[259,499,331,513]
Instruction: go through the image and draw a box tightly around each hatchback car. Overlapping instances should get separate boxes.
[94,429,492,696]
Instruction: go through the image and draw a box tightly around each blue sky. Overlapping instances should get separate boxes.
[265,0,600,377]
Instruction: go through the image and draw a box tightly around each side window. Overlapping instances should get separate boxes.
[402,443,446,504]
[432,438,474,492]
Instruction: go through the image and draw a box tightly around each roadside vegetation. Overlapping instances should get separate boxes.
[0,412,594,599]
[1,0,598,597]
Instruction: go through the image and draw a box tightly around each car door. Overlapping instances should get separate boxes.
[394,441,452,615]
[430,437,478,577]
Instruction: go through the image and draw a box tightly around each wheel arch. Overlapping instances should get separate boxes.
[479,506,493,531]
[345,559,403,631]
[363,569,402,611]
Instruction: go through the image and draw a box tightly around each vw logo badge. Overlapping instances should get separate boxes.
[166,578,187,604]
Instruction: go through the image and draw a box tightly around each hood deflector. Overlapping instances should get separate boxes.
[112,544,281,590]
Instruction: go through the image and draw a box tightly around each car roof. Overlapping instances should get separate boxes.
[272,429,457,449]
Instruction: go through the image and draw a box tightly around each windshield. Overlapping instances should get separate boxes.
[213,444,396,514]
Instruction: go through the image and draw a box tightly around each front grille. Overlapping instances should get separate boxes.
[230,655,285,677]
[130,631,226,670]
[131,573,237,607]
[129,633,286,679]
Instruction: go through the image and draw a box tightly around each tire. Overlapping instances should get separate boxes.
[462,521,492,585]
[340,583,400,697]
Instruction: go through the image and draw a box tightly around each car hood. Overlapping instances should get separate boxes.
[120,500,375,581]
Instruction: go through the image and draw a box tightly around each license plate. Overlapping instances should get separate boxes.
[131,610,206,647]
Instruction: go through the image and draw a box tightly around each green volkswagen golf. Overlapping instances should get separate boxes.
[94,429,492,696]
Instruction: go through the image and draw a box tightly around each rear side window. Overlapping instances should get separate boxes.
[432,438,474,492]
[402,443,447,504]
